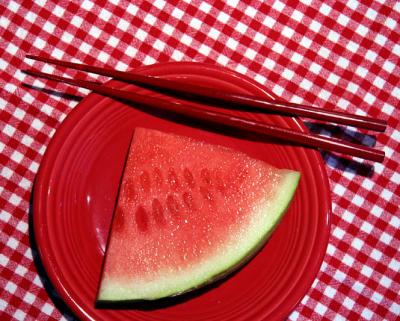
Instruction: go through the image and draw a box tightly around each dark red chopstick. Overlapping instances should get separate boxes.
[26,54,386,132]
[23,68,385,162]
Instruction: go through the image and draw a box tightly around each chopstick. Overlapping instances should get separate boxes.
[26,54,386,132]
[23,67,385,162]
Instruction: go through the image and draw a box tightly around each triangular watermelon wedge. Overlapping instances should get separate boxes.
[97,128,300,301]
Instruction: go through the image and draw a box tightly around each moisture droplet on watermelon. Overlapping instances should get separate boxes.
[97,128,300,302]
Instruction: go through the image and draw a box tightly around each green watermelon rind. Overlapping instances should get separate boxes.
[97,169,300,302]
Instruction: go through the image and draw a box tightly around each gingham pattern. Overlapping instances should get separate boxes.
[1,0,399,320]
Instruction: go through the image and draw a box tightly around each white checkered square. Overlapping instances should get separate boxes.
[236,22,247,34]
[379,275,392,289]
[315,302,328,315]
[181,34,192,46]
[333,226,345,239]
[355,24,369,37]
[135,29,147,41]
[353,195,364,207]
[199,44,211,56]
[71,15,83,28]
[216,54,229,66]
[81,0,93,10]
[365,7,378,20]
[117,19,129,32]
[351,237,364,251]
[360,221,374,234]
[23,292,36,305]
[272,0,285,12]
[1,166,13,179]
[42,303,55,316]
[172,7,184,20]
[299,78,313,91]
[9,194,22,206]
[13,310,26,320]
[154,39,166,51]
[299,35,312,48]
[5,83,17,94]
[53,5,64,17]
[310,20,322,33]
[309,62,322,74]
[5,281,17,294]
[199,2,211,13]
[343,254,355,266]
[127,3,139,15]
[263,16,275,28]
[11,150,24,163]
[327,243,336,256]
[343,297,355,310]
[361,265,373,278]
[389,302,400,315]
[324,285,337,299]
[189,17,202,30]
[29,161,39,173]
[272,42,284,54]
[145,14,157,26]
[235,64,247,74]
[374,34,387,46]
[342,210,355,224]
[380,232,393,246]
[16,220,28,233]
[226,38,238,50]
[282,26,295,39]
[32,118,44,131]
[361,308,374,320]
[171,49,184,60]
[245,48,257,60]
[244,5,257,18]
[320,3,332,16]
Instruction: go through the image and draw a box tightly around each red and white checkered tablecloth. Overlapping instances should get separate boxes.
[1,0,399,320]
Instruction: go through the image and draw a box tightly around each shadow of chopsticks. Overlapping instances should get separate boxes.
[304,121,375,177]
[22,83,84,102]
[305,121,377,147]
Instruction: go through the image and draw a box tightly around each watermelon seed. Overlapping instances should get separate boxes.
[200,168,212,185]
[124,181,138,202]
[215,172,227,195]
[183,168,195,188]
[168,168,180,190]
[135,206,149,231]
[153,168,163,187]
[167,194,180,215]
[152,198,166,225]
[182,191,195,210]
[200,186,214,202]
[140,171,151,191]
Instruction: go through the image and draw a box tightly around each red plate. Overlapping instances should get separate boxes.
[33,62,331,321]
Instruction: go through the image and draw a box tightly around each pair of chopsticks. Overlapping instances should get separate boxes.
[23,55,386,162]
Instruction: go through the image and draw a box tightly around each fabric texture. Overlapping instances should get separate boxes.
[0,1,399,320]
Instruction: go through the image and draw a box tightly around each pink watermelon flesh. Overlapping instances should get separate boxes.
[97,128,300,301]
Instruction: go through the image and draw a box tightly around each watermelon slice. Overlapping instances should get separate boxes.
[97,128,300,302]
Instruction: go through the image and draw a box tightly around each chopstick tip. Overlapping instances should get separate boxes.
[21,69,33,75]
[21,68,44,79]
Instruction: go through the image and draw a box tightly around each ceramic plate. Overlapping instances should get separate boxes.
[33,62,331,321]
